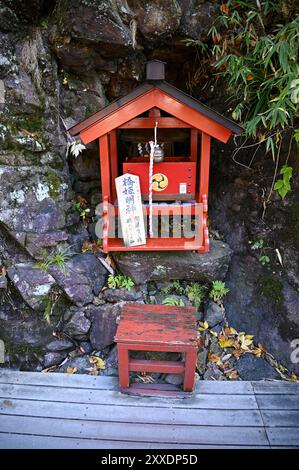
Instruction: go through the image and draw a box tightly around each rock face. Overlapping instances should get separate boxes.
[236,354,280,381]
[114,240,233,284]
[88,303,122,350]
[63,307,91,339]
[49,253,108,305]
[7,264,56,310]
[0,0,298,380]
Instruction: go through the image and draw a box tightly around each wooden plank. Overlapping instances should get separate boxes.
[198,381,254,394]
[0,415,269,445]
[266,428,299,447]
[119,117,192,129]
[0,398,263,426]
[262,410,299,427]
[0,384,259,409]
[129,359,185,374]
[256,394,299,410]
[0,370,117,389]
[0,433,268,449]
[253,381,299,395]
[0,370,253,394]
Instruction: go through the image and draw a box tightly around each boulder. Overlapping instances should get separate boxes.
[43,351,68,368]
[46,339,74,352]
[236,354,280,381]
[88,302,123,350]
[49,253,107,305]
[204,301,224,328]
[180,1,219,40]
[165,373,183,386]
[224,255,299,375]
[113,240,232,284]
[0,275,7,289]
[102,287,145,303]
[51,0,135,69]
[129,0,182,42]
[63,307,91,339]
[7,263,56,310]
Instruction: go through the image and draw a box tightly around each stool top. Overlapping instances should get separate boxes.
[115,303,197,347]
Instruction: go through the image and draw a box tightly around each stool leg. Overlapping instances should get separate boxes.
[183,350,197,392]
[118,347,130,388]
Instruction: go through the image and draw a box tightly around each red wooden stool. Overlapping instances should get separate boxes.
[115,303,198,392]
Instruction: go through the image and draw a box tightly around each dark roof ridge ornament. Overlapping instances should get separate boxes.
[146,59,166,81]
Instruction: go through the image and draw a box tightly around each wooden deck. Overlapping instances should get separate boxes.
[0,369,299,449]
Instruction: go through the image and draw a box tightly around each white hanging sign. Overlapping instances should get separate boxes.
[115,173,146,247]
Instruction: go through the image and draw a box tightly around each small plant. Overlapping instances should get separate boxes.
[185,282,207,309]
[249,239,264,251]
[249,239,272,267]
[107,274,134,291]
[274,165,293,199]
[259,255,270,266]
[66,140,86,158]
[209,281,229,304]
[162,296,185,307]
[33,245,73,273]
[74,201,90,221]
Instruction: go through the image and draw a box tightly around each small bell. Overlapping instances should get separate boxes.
[153,143,164,163]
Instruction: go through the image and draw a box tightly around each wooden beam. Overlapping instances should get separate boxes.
[199,132,211,203]
[80,88,232,143]
[148,107,161,117]
[99,134,111,202]
[190,128,198,162]
[109,130,118,203]
[119,117,192,129]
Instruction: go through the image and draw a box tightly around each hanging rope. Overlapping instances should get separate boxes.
[149,140,154,238]
[148,121,158,238]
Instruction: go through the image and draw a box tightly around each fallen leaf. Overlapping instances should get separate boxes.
[136,374,155,383]
[251,347,263,358]
[208,353,223,366]
[227,369,239,380]
[220,3,229,15]
[198,321,209,332]
[224,326,238,336]
[90,356,106,370]
[289,373,299,383]
[218,335,236,349]
[66,367,77,374]
[85,366,98,376]
[239,333,254,351]
[222,353,232,362]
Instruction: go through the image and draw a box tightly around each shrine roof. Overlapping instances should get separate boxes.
[68,81,243,138]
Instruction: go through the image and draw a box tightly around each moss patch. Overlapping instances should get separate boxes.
[256,275,284,310]
[45,171,61,200]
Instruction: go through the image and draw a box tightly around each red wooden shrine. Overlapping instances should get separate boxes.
[69,60,242,253]
[115,303,198,392]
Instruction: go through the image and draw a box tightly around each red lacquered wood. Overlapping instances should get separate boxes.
[120,117,192,129]
[153,89,232,143]
[109,130,118,202]
[115,304,198,393]
[183,350,197,392]
[199,132,211,203]
[117,347,129,388]
[99,135,111,201]
[81,88,232,143]
[81,90,156,144]
[190,128,198,162]
[148,107,161,117]
[105,237,205,252]
[123,162,196,198]
[129,359,185,374]
[115,304,197,346]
